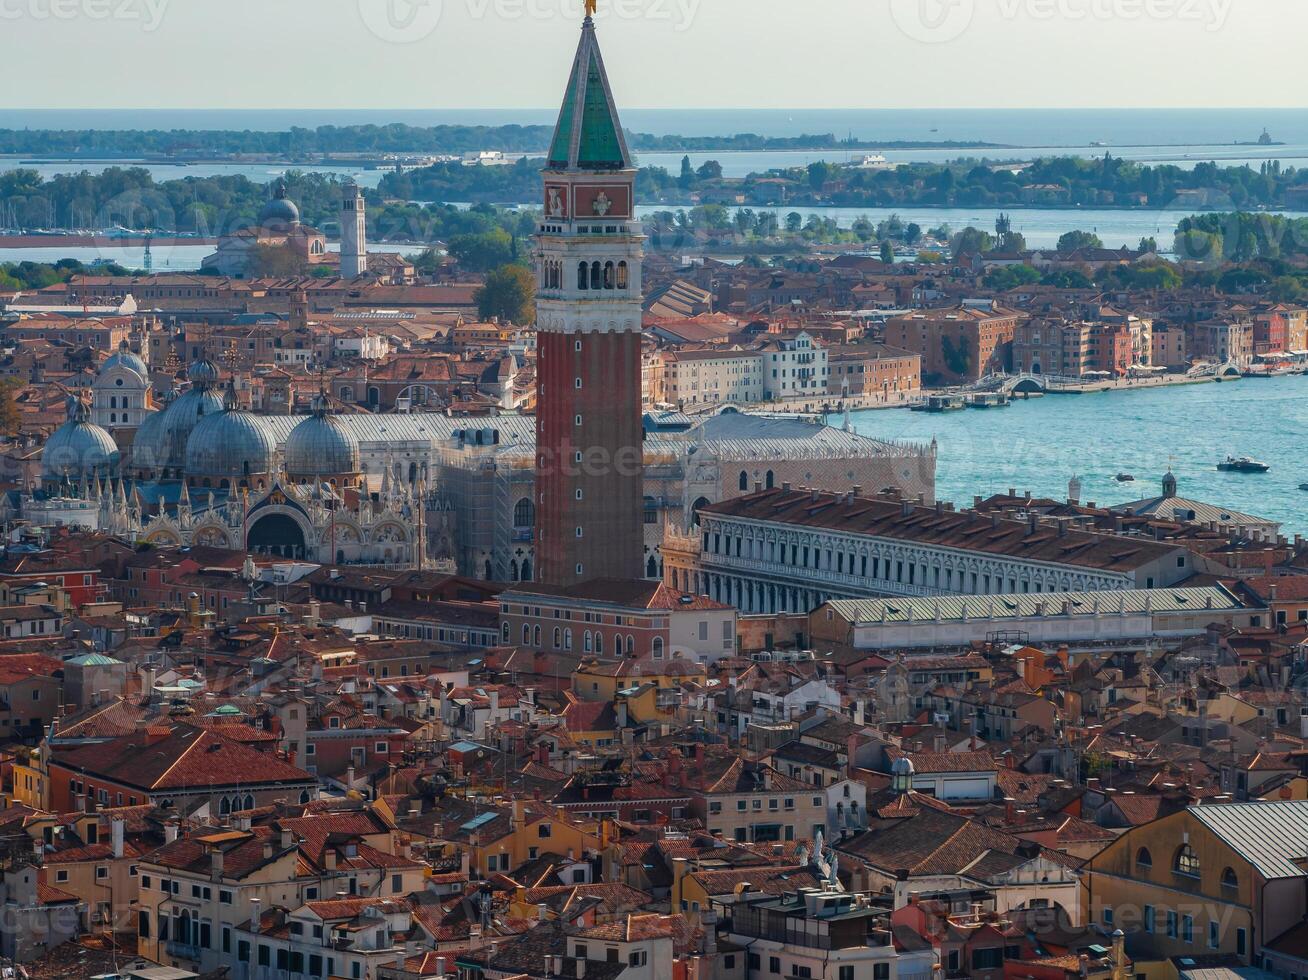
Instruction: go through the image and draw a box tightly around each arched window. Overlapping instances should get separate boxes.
[652,636,664,659]
[603,261,615,289]
[626,635,635,656]
[564,628,573,651]
[595,632,604,654]
[299,790,311,804]
[617,261,629,289]
[766,470,775,489]
[522,624,531,645]
[219,795,231,816]
[578,262,589,290]
[510,559,519,581]
[553,627,561,649]
[739,470,749,491]
[340,386,354,402]
[514,497,535,528]
[502,623,510,643]
[591,261,602,290]
[1221,867,1238,889]
[1136,847,1152,870]
[520,558,531,582]
[647,555,659,578]
[1174,844,1200,877]
[244,794,254,811]
[532,625,541,647]
[584,630,592,652]
[692,497,711,525]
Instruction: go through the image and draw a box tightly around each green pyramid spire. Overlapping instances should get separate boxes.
[547,17,632,171]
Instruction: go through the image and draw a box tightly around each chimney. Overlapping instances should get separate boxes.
[164,819,180,844]
[211,845,225,880]
[110,816,125,859]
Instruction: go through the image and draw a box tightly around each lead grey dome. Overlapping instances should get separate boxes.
[101,340,148,381]
[183,386,275,481]
[285,400,360,479]
[259,180,300,229]
[187,357,220,389]
[140,386,226,473]
[43,396,120,482]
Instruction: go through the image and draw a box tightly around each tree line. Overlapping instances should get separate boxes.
[0,125,1001,158]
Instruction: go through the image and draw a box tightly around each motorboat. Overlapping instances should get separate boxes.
[1217,456,1270,473]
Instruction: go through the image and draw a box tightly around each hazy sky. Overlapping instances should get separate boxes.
[2,0,1305,110]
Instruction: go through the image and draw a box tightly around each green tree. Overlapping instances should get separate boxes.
[984,264,1041,289]
[695,160,723,181]
[950,226,994,256]
[679,155,694,188]
[1138,236,1159,253]
[998,230,1027,252]
[1271,275,1305,302]
[448,229,515,272]
[475,264,536,324]
[785,212,803,233]
[413,247,445,275]
[879,241,895,264]
[1056,230,1105,253]
[0,378,20,438]
[807,161,837,191]
[1174,229,1223,264]
[1042,268,1093,288]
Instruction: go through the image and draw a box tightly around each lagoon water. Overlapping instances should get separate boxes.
[850,376,1308,533]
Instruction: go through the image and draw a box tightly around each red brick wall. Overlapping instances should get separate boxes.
[536,329,644,585]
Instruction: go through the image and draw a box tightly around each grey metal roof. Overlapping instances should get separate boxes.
[1188,801,1308,880]
[827,585,1244,626]
[1113,495,1275,529]
[681,411,932,459]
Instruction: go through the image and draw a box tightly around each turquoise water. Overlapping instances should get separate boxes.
[852,376,1308,533]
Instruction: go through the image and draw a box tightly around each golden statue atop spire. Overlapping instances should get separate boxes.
[585,0,596,17]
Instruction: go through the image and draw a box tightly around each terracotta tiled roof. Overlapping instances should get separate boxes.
[53,723,315,792]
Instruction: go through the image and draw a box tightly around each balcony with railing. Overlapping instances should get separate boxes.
[166,940,202,962]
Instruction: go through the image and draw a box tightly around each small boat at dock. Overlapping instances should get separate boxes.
[911,394,967,413]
